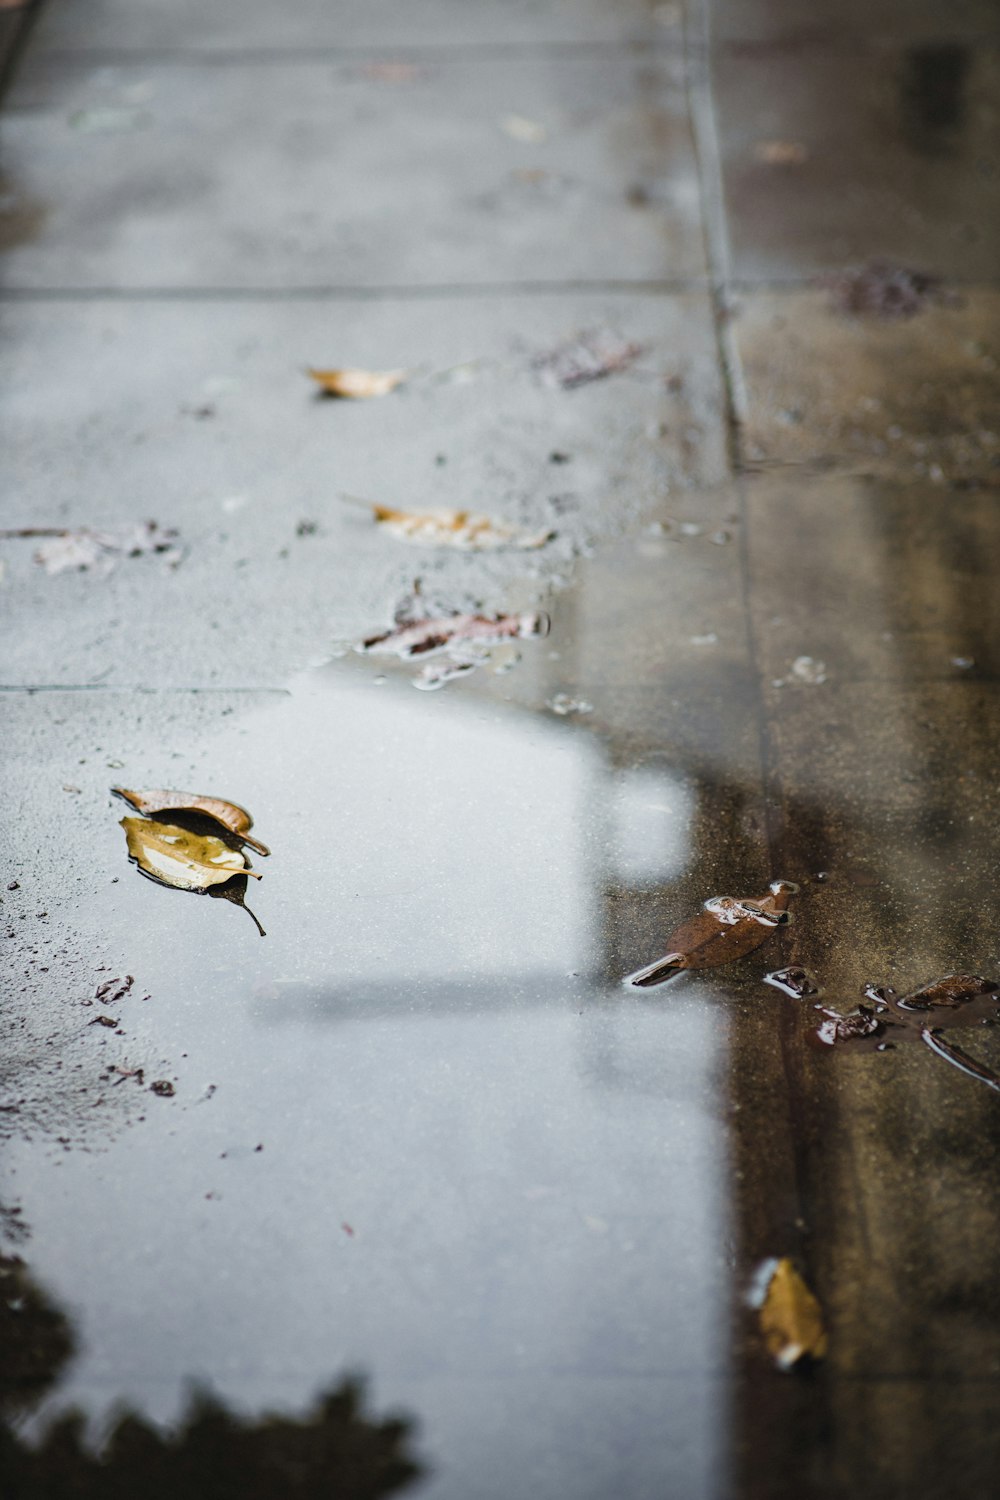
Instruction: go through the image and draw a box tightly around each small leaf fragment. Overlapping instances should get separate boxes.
[307,367,407,399]
[758,1258,827,1371]
[358,609,548,660]
[0,521,182,575]
[112,787,269,856]
[625,880,798,987]
[764,965,823,999]
[120,817,261,893]
[367,501,553,552]
[534,331,643,389]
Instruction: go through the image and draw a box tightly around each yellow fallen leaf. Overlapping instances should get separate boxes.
[369,502,553,551]
[307,367,407,399]
[120,817,261,893]
[113,786,269,855]
[758,1258,827,1370]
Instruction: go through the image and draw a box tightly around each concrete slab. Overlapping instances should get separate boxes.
[715,45,1000,282]
[712,0,1000,44]
[0,290,728,688]
[732,288,1000,482]
[1,50,706,289]
[31,0,682,53]
[745,471,1000,687]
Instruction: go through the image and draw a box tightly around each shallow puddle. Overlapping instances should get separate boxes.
[1,655,737,1500]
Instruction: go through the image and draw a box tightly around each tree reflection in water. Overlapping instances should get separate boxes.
[0,1251,424,1500]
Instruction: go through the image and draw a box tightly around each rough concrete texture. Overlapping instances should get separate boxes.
[3,1,1000,1499]
[2,51,706,289]
[0,291,727,686]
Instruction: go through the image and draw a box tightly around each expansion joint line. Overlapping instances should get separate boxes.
[682,0,747,475]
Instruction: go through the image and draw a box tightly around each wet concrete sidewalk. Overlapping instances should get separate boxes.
[2,2,1000,1497]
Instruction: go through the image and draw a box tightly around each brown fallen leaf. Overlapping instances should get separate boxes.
[757,1259,827,1371]
[811,973,1000,1092]
[363,500,553,552]
[121,817,261,893]
[358,609,548,660]
[625,880,798,987]
[307,367,407,399]
[112,787,270,856]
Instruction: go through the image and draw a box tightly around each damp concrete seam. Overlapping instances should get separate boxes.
[0,278,713,302]
[27,39,697,67]
[0,685,292,695]
[682,0,748,475]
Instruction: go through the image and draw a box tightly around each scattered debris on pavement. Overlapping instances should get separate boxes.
[534,331,643,390]
[547,694,593,716]
[357,586,549,690]
[0,522,183,575]
[820,261,952,320]
[811,974,1000,1092]
[764,965,824,999]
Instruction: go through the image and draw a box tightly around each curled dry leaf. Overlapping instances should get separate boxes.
[112,787,270,856]
[757,1259,827,1371]
[120,817,261,892]
[307,367,407,399]
[365,501,553,552]
[625,880,798,988]
[811,974,1000,1093]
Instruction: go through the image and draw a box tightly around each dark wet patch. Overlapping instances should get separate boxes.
[819,261,952,320]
